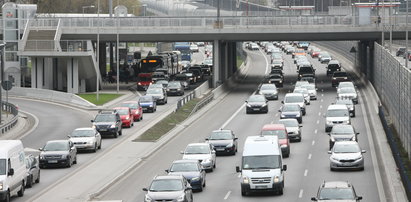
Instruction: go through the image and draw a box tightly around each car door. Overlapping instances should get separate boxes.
[95,129,101,147]
[68,141,76,161]
[209,144,216,164]
[183,178,193,201]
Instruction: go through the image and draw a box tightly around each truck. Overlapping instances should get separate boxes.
[235,136,287,196]
[174,42,192,62]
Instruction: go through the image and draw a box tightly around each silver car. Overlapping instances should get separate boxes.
[283,93,306,115]
[301,84,317,100]
[335,98,355,117]
[279,119,302,142]
[181,143,216,172]
[258,83,278,100]
[328,141,365,171]
[68,128,102,152]
[146,88,167,105]
[293,88,310,105]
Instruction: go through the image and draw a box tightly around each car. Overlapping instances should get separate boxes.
[190,44,199,52]
[113,107,134,128]
[139,95,157,113]
[188,69,203,82]
[174,74,190,90]
[151,72,168,82]
[196,42,205,46]
[181,70,196,84]
[147,83,165,91]
[143,175,193,202]
[296,61,312,70]
[331,71,350,87]
[120,101,143,121]
[137,73,153,91]
[205,129,238,155]
[180,60,191,69]
[146,88,167,105]
[91,110,122,138]
[292,48,306,58]
[270,68,284,77]
[245,94,268,114]
[154,79,169,88]
[279,103,303,124]
[297,66,316,80]
[181,143,216,172]
[402,50,411,60]
[326,60,341,76]
[311,181,363,201]
[167,81,184,96]
[283,93,306,115]
[258,83,278,100]
[335,98,355,117]
[300,74,316,84]
[295,80,310,88]
[293,88,310,105]
[165,160,206,191]
[337,81,355,93]
[250,43,259,50]
[324,104,351,132]
[319,52,332,63]
[279,119,302,142]
[39,140,77,168]
[301,84,317,100]
[24,154,40,188]
[264,73,284,87]
[310,48,322,58]
[271,60,283,70]
[261,124,290,157]
[68,128,102,152]
[294,55,308,64]
[201,60,213,74]
[337,87,358,104]
[285,46,295,54]
[396,47,406,57]
[328,141,366,171]
[328,125,359,149]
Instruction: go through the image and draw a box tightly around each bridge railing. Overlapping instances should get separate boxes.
[24,40,93,52]
[29,15,410,29]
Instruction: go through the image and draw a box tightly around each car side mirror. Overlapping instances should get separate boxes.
[236,166,241,173]
[278,110,281,112]
[328,151,332,154]
[234,137,238,140]
[91,120,94,123]
[356,132,360,135]
[186,185,192,190]
[165,169,169,173]
[282,165,287,171]
[357,196,363,200]
[38,148,43,151]
[299,125,303,127]
[311,197,318,201]
[67,135,71,138]
[245,101,248,103]
[180,151,184,154]
[142,188,148,192]
[328,133,331,136]
[205,138,209,141]
[281,101,284,104]
[211,150,216,154]
[361,150,366,153]
[8,168,14,176]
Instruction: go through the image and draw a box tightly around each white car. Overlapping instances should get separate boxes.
[337,81,355,93]
[181,143,216,172]
[293,88,310,105]
[68,128,102,152]
[337,87,358,104]
[301,84,317,100]
[190,44,199,52]
[283,93,306,115]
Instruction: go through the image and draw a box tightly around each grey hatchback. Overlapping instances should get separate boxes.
[143,175,193,202]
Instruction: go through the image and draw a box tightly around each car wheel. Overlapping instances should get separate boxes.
[213,160,216,168]
[278,187,284,195]
[26,175,33,188]
[198,184,203,192]
[67,157,72,168]
[203,179,206,187]
[98,140,102,149]
[17,181,25,197]
[241,188,247,196]
[139,116,143,121]
[3,191,10,202]
[298,136,302,142]
[330,167,335,171]
[35,170,40,183]
[73,155,77,164]
[113,132,118,138]
[93,143,97,153]
[119,130,123,136]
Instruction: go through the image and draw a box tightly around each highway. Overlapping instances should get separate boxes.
[98,45,382,201]
[7,49,206,202]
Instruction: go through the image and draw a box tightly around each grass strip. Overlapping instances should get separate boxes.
[135,98,200,142]
[77,93,123,106]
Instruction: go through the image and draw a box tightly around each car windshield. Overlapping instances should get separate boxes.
[339,83,354,88]
[156,80,168,85]
[269,75,282,79]
[146,88,162,94]
[170,162,199,172]
[248,96,265,102]
[332,125,354,134]
[334,144,361,153]
[95,114,116,122]
[272,60,282,64]
[327,109,349,117]
[279,120,298,127]
[339,88,356,94]
[150,179,183,192]
[285,95,304,103]
[149,84,163,89]
[283,104,300,112]
[71,129,94,137]
[242,155,281,169]
[294,89,308,94]
[43,142,68,151]
[319,188,355,200]
[175,76,187,81]
[121,103,138,109]
[204,60,212,65]
[302,85,315,90]
[209,131,233,140]
[168,82,180,88]
[262,130,287,139]
[333,72,348,77]
[0,159,5,175]
[336,99,353,105]
[261,85,277,90]
[139,96,153,102]
[116,109,129,115]
[139,76,151,82]
[185,145,210,154]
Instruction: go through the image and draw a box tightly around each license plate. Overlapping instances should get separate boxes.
[253,108,260,111]
[216,148,225,151]
[48,160,58,163]
[99,129,107,131]
[255,185,267,189]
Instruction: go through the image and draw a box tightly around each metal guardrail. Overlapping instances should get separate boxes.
[176,91,195,110]
[0,102,19,134]
[189,92,214,117]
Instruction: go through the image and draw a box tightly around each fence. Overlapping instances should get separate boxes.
[176,91,195,110]
[0,102,19,134]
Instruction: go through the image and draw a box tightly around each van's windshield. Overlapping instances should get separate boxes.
[0,159,6,175]
[242,155,281,170]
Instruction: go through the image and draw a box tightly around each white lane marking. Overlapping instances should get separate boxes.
[220,103,246,129]
[136,91,142,97]
[320,99,324,102]
[314,129,318,134]
[312,140,315,146]
[299,189,304,198]
[308,153,312,159]
[304,169,308,176]
[318,112,321,116]
[275,112,279,117]
[320,105,323,109]
[238,173,241,178]
[224,191,232,200]
[316,120,320,124]
[259,48,271,74]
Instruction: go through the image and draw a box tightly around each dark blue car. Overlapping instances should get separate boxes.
[166,159,206,192]
[139,95,157,113]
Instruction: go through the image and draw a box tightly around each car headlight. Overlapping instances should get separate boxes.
[144,194,152,202]
[345,120,350,124]
[246,104,251,107]
[296,113,301,117]
[40,156,45,160]
[279,80,283,83]
[350,107,354,111]
[242,176,250,184]
[351,136,356,141]
[61,154,68,159]
[203,158,212,163]
[126,116,130,120]
[88,140,94,144]
[262,103,267,107]
[92,125,96,129]
[274,176,280,183]
[332,78,337,80]
[280,114,285,118]
[166,89,170,91]
[226,143,233,148]
[149,104,153,107]
[110,124,116,128]
[177,194,186,202]
[354,156,363,161]
[326,120,333,124]
[0,182,3,190]
[280,144,288,148]
[330,137,335,142]
[191,177,200,181]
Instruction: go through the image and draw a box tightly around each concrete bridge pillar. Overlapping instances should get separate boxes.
[227,42,237,78]
[67,58,79,94]
[43,58,53,90]
[212,40,238,88]
[31,57,43,89]
[212,40,221,88]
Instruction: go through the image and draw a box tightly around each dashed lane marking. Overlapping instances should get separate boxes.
[308,153,312,159]
[318,112,321,116]
[299,189,304,198]
[224,191,232,200]
[314,129,318,134]
[316,120,320,124]
[312,140,315,146]
[304,169,308,177]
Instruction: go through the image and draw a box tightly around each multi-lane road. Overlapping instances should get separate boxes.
[98,46,382,201]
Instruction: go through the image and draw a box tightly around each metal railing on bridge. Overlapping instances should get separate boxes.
[24,40,93,52]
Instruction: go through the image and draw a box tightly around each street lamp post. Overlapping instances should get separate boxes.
[82,5,95,14]
[406,0,409,68]
[0,43,4,124]
[96,0,100,101]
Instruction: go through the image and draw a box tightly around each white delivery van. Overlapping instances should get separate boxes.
[236,136,287,196]
[0,140,27,202]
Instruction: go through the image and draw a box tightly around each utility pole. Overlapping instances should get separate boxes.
[96,0,100,101]
[406,0,409,68]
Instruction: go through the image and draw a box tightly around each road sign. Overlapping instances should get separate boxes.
[350,47,357,53]
[2,80,12,91]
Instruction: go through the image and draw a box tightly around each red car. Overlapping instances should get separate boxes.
[137,73,153,91]
[261,124,290,158]
[120,101,143,121]
[311,50,321,58]
[113,107,134,128]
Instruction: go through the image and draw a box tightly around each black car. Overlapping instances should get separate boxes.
[174,74,190,90]
[396,47,406,57]
[311,181,362,201]
[279,103,303,123]
[166,160,206,192]
[181,70,196,84]
[298,66,316,80]
[205,129,238,155]
[39,140,77,168]
[189,65,205,80]
[143,175,193,202]
[91,110,122,138]
[166,81,184,96]
[264,73,284,87]
[189,69,203,82]
[25,154,40,188]
[245,94,268,114]
[139,95,157,112]
[328,124,359,149]
[327,60,341,76]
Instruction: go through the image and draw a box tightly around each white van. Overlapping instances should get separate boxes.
[0,140,27,202]
[236,136,287,196]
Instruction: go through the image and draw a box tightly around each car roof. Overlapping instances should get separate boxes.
[334,141,358,146]
[113,107,129,110]
[187,143,210,147]
[122,101,138,104]
[285,93,304,97]
[322,181,352,188]
[279,118,299,123]
[262,124,286,130]
[172,159,200,164]
[327,104,348,110]
[154,175,184,180]
[212,129,233,133]
[73,127,94,131]
[47,140,69,144]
